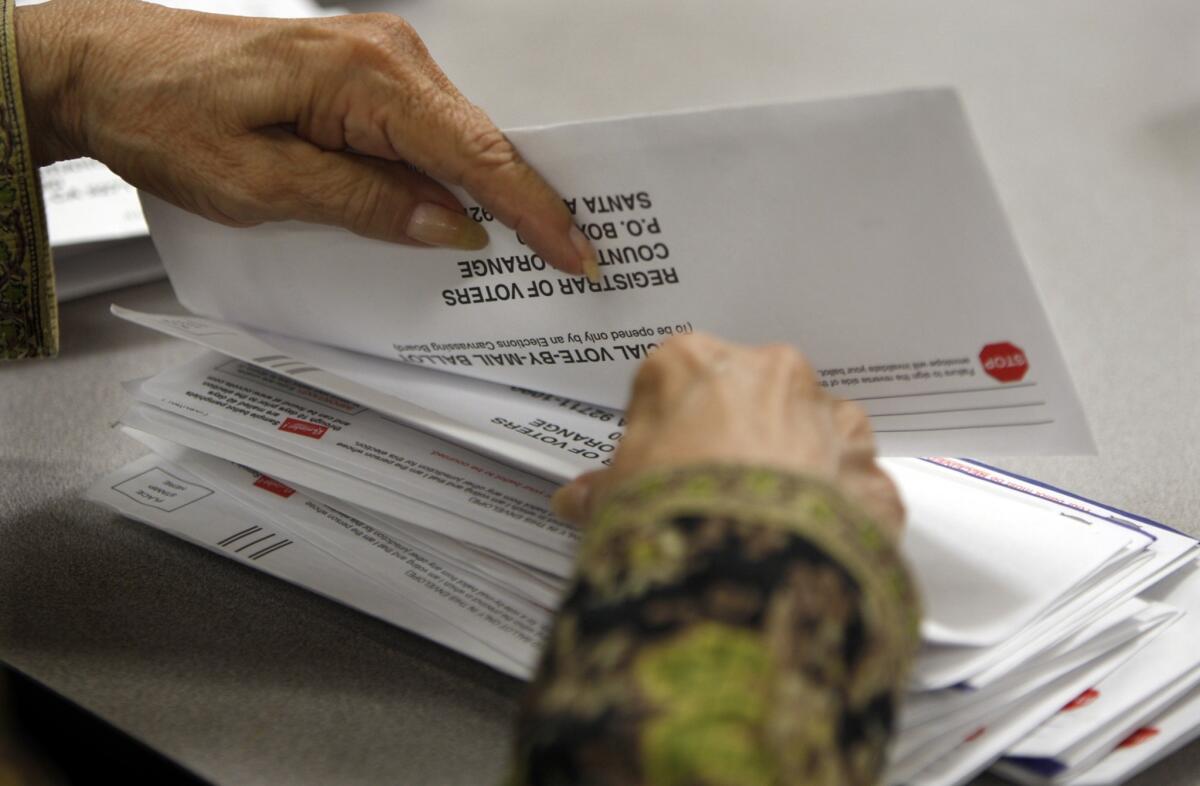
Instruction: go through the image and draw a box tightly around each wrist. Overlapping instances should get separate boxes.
[14,0,95,166]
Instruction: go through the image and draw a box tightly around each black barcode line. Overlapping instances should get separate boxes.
[219,526,261,547]
[235,533,275,553]
[249,540,292,561]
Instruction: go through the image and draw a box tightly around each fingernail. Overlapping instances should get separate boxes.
[407,203,489,250]
[570,226,601,282]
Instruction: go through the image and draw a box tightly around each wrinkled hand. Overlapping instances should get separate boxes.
[552,333,905,538]
[18,0,595,274]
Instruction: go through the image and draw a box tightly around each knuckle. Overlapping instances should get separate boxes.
[461,121,520,174]
[778,344,815,375]
[231,173,284,217]
[669,331,718,355]
[785,350,819,388]
[336,15,420,68]
[871,469,906,525]
[839,401,871,432]
[632,350,671,394]
[358,12,416,41]
[338,176,396,238]
[200,198,261,228]
[655,333,701,362]
[638,347,671,376]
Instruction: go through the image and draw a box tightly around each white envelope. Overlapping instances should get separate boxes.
[900,599,1161,732]
[84,454,529,678]
[141,89,1094,456]
[887,603,1173,785]
[890,460,1137,647]
[140,437,553,666]
[1058,682,1200,785]
[119,403,576,576]
[131,354,579,552]
[1006,563,1200,765]
[900,625,1164,786]
[112,308,595,483]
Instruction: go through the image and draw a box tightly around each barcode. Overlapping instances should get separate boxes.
[218,525,292,561]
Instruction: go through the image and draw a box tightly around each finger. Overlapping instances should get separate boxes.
[756,343,817,416]
[549,470,606,525]
[833,400,875,444]
[273,15,595,273]
[623,338,702,426]
[842,465,906,539]
[375,83,596,278]
[247,130,490,249]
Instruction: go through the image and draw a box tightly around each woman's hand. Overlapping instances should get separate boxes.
[552,333,905,537]
[17,0,596,275]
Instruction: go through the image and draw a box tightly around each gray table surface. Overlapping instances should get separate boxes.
[3,0,1199,784]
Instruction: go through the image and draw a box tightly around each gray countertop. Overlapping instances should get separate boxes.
[3,0,1198,783]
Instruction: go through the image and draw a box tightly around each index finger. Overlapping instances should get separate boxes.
[384,89,598,280]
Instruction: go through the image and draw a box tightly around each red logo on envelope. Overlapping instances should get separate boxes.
[979,342,1029,383]
[1062,688,1100,712]
[253,475,296,498]
[1117,727,1159,749]
[279,417,328,439]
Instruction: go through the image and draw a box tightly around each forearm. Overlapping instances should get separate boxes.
[511,465,920,786]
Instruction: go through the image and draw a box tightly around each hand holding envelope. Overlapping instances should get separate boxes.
[548,332,905,537]
[141,89,1094,456]
[23,0,595,274]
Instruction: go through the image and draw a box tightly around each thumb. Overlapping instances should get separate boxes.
[252,130,490,250]
[550,470,607,525]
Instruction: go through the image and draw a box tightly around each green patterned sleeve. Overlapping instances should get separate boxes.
[0,0,57,360]
[509,465,920,786]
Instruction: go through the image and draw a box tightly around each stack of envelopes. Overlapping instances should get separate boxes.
[88,89,1200,784]
[88,339,1200,786]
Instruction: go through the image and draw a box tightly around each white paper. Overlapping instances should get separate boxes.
[1005,563,1200,767]
[142,89,1094,455]
[83,454,529,677]
[38,158,147,248]
[119,401,577,577]
[112,307,596,483]
[1058,682,1200,785]
[887,459,1195,691]
[124,351,1165,658]
[891,460,1136,647]
[131,435,554,666]
[54,237,165,302]
[139,428,564,607]
[910,537,1153,690]
[131,352,577,551]
[887,604,1173,786]
[900,599,1159,733]
[903,626,1165,786]
[90,382,1200,785]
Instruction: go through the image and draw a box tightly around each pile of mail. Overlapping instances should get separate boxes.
[84,90,1200,783]
[88,342,1200,786]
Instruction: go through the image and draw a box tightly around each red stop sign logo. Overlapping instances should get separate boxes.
[979,342,1029,383]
